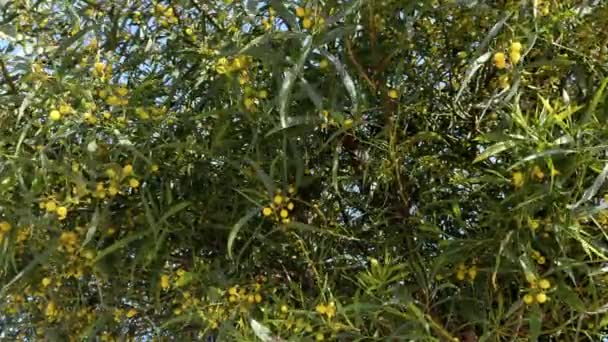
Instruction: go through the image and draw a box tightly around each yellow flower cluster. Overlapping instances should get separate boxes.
[510,41,523,65]
[511,171,524,188]
[215,55,250,75]
[41,200,68,220]
[92,61,111,79]
[315,301,336,319]
[295,6,325,30]
[227,284,263,305]
[523,277,551,305]
[59,231,79,253]
[262,187,297,223]
[104,86,129,107]
[531,249,546,265]
[0,221,11,242]
[456,262,478,281]
[154,3,178,27]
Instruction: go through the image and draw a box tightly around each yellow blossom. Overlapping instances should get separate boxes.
[0,221,11,233]
[160,274,171,290]
[45,201,57,212]
[56,206,68,220]
[116,87,128,97]
[295,7,306,17]
[538,279,551,289]
[303,17,313,29]
[388,89,399,99]
[512,171,524,188]
[123,164,133,176]
[126,309,137,318]
[493,52,507,69]
[287,202,295,211]
[262,207,273,216]
[319,59,329,69]
[273,195,283,205]
[129,178,140,188]
[523,294,534,304]
[536,292,547,303]
[254,293,262,303]
[41,277,52,287]
[280,209,289,218]
[531,165,544,181]
[49,110,61,121]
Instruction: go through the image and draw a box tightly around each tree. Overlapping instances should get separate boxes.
[1,0,608,340]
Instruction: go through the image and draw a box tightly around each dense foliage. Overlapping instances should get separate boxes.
[1,0,608,340]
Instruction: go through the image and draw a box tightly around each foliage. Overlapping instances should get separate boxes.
[1,0,608,340]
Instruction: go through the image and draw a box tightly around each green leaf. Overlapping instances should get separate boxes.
[227,208,259,260]
[528,306,542,341]
[473,140,516,163]
[278,35,313,128]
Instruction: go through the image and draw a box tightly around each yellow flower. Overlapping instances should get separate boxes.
[45,301,58,318]
[319,59,329,69]
[295,7,306,17]
[343,119,354,129]
[0,221,11,233]
[41,277,52,287]
[129,178,140,188]
[45,201,57,212]
[106,95,122,106]
[56,206,68,220]
[280,304,289,313]
[254,293,262,303]
[281,218,291,224]
[528,218,540,230]
[511,171,524,188]
[302,17,313,29]
[538,279,551,289]
[523,294,534,304]
[287,202,295,211]
[536,292,547,304]
[531,165,544,181]
[467,265,478,280]
[493,52,507,69]
[510,51,521,65]
[94,62,105,74]
[126,308,137,318]
[49,109,61,121]
[273,195,283,205]
[456,269,466,280]
[510,41,523,52]
[315,333,324,341]
[280,209,289,218]
[388,89,399,99]
[262,207,273,217]
[160,274,171,290]
[315,303,327,314]
[59,231,79,252]
[123,164,133,176]
[116,87,128,97]
[258,90,268,99]
[185,27,194,36]
[229,286,238,296]
[108,185,119,196]
[150,164,159,172]
[59,104,73,115]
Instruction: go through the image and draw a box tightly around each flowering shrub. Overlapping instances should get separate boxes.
[1,0,608,340]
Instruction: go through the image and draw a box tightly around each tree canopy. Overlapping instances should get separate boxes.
[1,0,608,340]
